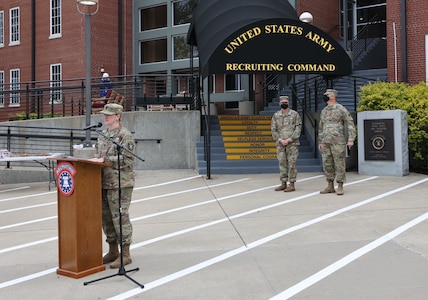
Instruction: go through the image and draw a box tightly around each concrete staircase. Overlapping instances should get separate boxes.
[259,69,388,114]
[196,114,322,174]
[196,69,387,175]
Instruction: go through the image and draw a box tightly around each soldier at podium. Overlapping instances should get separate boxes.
[89,103,136,268]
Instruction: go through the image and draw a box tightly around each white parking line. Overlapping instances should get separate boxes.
[132,178,250,203]
[0,174,359,289]
[0,237,58,254]
[0,191,55,203]
[0,216,57,230]
[133,175,202,190]
[0,176,241,214]
[107,177,428,300]
[0,186,30,193]
[270,211,428,299]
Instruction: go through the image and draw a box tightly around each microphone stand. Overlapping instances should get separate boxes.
[84,128,145,289]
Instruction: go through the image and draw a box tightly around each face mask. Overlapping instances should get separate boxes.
[280,104,289,109]
[323,95,330,102]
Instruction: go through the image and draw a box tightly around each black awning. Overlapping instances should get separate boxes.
[187,0,299,76]
[188,0,352,77]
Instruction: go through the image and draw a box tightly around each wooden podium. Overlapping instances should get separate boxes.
[49,158,111,279]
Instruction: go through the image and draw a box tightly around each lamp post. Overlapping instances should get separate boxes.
[299,12,314,112]
[77,0,99,147]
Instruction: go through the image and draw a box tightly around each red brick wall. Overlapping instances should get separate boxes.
[1,3,33,82]
[386,0,401,83]
[0,0,132,83]
[298,0,341,39]
[387,0,428,84]
[0,0,133,120]
[403,0,428,84]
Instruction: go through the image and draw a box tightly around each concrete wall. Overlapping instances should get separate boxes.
[1,111,201,171]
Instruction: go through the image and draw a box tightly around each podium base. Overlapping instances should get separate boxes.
[57,264,106,279]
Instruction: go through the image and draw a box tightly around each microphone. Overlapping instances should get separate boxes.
[83,122,102,130]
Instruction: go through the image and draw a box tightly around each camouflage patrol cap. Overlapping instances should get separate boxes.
[279,96,289,103]
[324,89,338,96]
[99,103,123,115]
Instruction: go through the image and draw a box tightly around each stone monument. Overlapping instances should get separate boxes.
[357,110,409,176]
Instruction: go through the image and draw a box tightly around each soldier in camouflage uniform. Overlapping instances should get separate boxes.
[318,89,356,195]
[271,96,302,192]
[89,103,136,268]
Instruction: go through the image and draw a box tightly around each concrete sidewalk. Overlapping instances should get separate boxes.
[0,170,427,299]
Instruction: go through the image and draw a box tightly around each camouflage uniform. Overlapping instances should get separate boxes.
[271,109,302,183]
[318,103,356,183]
[95,125,135,245]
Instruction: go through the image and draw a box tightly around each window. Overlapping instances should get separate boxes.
[50,0,62,38]
[225,101,239,109]
[225,74,243,91]
[173,0,197,26]
[356,2,386,38]
[50,64,62,104]
[173,73,192,94]
[10,69,20,106]
[0,11,4,47]
[0,71,4,106]
[340,0,386,40]
[154,76,167,95]
[224,74,243,110]
[140,39,167,64]
[140,5,167,31]
[173,35,198,60]
[9,7,20,45]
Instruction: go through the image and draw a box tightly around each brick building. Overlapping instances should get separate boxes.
[0,0,427,121]
[298,0,427,84]
[0,0,132,121]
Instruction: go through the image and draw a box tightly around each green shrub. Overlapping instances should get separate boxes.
[8,112,65,121]
[358,82,428,171]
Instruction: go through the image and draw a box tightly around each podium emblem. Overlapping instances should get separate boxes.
[55,162,77,197]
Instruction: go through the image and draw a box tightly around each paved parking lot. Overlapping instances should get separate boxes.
[1,169,428,299]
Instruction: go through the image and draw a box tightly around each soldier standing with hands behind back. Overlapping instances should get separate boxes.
[271,96,302,192]
[318,89,356,195]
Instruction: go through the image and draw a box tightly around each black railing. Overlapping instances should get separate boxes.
[348,15,385,62]
[0,74,197,122]
[0,124,161,169]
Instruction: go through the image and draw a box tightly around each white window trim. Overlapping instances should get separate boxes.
[50,0,62,39]
[9,68,20,107]
[224,74,243,92]
[0,11,4,47]
[172,0,192,27]
[9,7,20,46]
[50,63,63,104]
[0,70,4,107]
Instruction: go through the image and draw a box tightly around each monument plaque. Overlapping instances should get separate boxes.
[364,119,394,161]
[358,110,408,176]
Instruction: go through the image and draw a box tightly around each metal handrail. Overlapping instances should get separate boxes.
[0,73,197,122]
[348,15,383,61]
[0,124,161,169]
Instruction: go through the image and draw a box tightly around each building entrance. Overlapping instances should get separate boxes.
[341,0,386,47]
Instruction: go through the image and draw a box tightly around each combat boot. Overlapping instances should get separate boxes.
[110,244,132,269]
[103,242,119,264]
[336,182,344,195]
[320,180,335,194]
[274,182,287,191]
[284,182,295,192]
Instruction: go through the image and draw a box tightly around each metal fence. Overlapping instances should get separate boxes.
[0,74,198,122]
